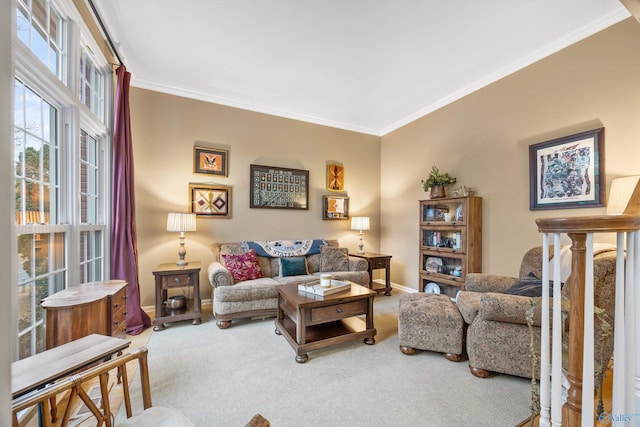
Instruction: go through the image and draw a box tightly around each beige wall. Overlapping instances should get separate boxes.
[380,18,640,290]
[130,90,381,305]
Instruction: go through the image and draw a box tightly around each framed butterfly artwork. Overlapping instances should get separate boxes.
[327,163,344,192]
[194,146,228,176]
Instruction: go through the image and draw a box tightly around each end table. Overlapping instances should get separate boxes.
[350,252,393,295]
[152,262,202,331]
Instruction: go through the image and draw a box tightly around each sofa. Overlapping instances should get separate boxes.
[456,245,616,379]
[208,239,370,328]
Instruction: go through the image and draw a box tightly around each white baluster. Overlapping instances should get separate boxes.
[626,233,636,415]
[612,233,627,418]
[631,231,640,425]
[551,234,563,427]
[540,234,551,427]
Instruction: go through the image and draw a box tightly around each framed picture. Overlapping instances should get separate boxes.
[323,195,349,220]
[529,128,605,210]
[194,146,228,176]
[250,164,309,209]
[327,164,344,192]
[189,183,232,218]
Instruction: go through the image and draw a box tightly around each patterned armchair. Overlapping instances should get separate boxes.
[456,246,616,379]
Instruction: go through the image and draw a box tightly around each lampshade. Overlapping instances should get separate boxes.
[606,176,640,215]
[167,212,197,232]
[351,216,370,231]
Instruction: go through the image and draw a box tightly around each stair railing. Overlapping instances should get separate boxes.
[536,214,640,427]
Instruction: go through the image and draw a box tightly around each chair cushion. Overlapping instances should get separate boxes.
[278,256,309,277]
[319,246,349,271]
[222,249,264,283]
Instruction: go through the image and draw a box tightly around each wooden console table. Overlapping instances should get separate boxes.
[40,280,127,349]
[12,334,130,398]
[350,252,393,295]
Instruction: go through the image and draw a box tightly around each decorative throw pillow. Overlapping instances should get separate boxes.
[319,246,349,272]
[221,249,264,283]
[278,257,309,277]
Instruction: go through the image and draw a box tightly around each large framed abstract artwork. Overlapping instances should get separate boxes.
[189,183,232,218]
[250,164,309,210]
[529,128,605,210]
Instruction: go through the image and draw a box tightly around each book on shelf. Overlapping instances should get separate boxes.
[298,280,351,296]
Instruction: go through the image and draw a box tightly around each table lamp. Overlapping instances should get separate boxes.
[167,212,197,266]
[606,176,640,215]
[351,216,370,254]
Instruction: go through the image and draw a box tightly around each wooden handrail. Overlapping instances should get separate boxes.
[12,347,151,427]
[536,213,640,426]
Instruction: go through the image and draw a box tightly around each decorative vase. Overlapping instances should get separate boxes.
[430,185,446,199]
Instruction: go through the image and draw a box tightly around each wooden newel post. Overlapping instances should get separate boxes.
[563,232,587,426]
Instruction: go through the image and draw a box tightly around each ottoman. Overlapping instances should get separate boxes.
[398,293,464,361]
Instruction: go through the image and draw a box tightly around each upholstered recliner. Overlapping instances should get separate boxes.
[456,245,617,379]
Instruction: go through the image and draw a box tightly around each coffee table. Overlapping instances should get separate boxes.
[274,282,376,363]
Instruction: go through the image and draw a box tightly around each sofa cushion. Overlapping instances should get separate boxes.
[221,249,264,283]
[278,256,309,277]
[320,246,349,272]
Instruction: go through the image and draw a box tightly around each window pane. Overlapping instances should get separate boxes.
[17,231,64,359]
[16,3,29,45]
[15,0,65,80]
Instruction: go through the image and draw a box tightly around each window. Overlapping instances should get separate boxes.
[16,0,65,79]
[80,50,105,121]
[79,130,105,283]
[13,0,111,359]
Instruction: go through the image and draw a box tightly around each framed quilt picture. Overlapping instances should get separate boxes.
[194,146,228,176]
[250,164,309,209]
[323,195,349,220]
[529,128,605,210]
[189,183,232,218]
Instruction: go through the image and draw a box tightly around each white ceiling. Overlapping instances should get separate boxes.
[93,1,630,136]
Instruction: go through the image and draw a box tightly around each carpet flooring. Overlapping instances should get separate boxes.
[127,291,533,426]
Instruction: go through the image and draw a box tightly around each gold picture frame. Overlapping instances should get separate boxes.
[189,183,232,218]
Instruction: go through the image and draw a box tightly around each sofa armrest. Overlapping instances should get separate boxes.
[465,273,518,294]
[207,262,234,288]
[348,256,368,272]
[478,293,543,327]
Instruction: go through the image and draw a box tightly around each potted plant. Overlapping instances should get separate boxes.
[422,166,457,199]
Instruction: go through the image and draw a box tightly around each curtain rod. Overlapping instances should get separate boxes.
[86,0,125,68]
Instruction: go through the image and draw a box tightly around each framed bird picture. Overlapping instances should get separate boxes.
[194,146,228,176]
[327,163,344,192]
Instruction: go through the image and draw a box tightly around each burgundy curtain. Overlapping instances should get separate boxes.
[111,65,151,335]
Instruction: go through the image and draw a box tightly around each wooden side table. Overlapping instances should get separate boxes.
[152,262,202,331]
[350,252,393,295]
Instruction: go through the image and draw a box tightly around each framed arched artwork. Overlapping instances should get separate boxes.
[327,164,344,192]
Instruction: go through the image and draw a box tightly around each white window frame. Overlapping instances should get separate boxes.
[12,0,113,359]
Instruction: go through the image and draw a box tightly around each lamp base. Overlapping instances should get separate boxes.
[176,259,188,267]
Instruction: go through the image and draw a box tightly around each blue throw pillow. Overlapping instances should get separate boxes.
[279,257,309,277]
